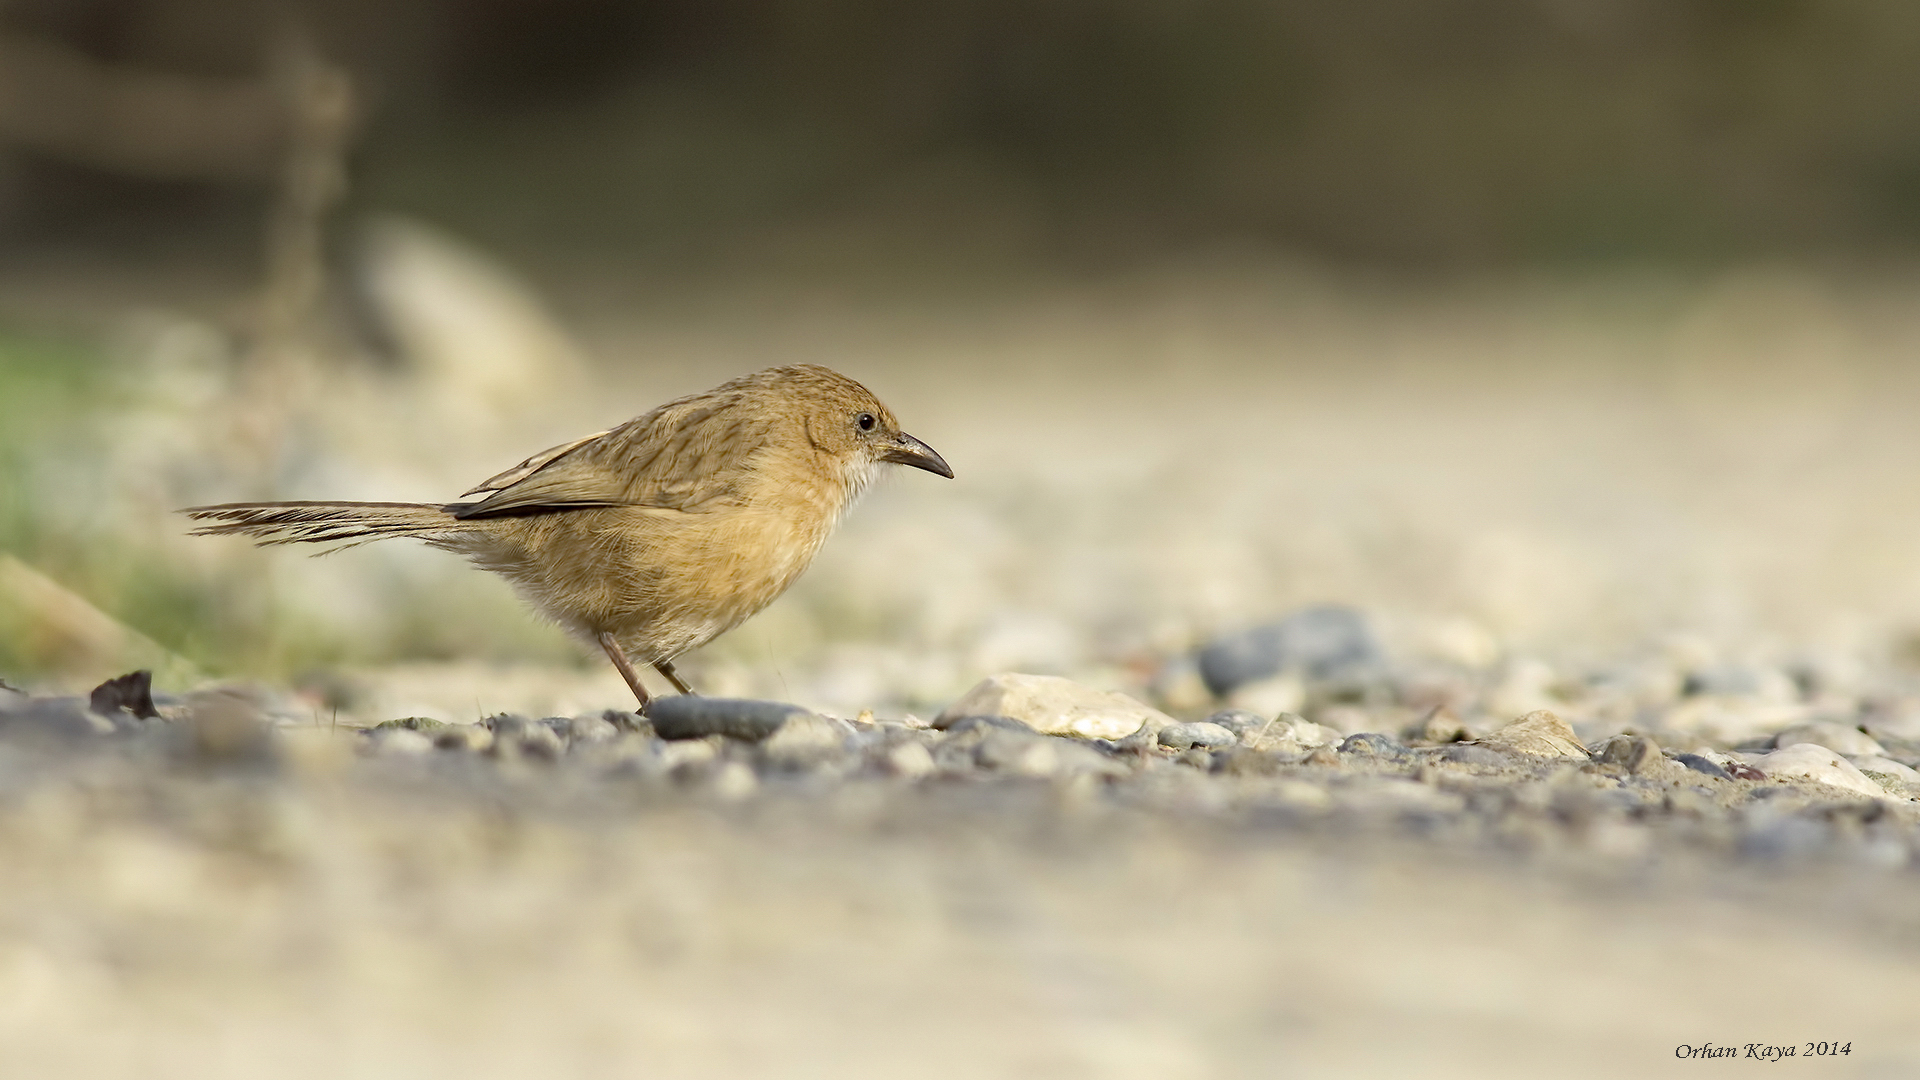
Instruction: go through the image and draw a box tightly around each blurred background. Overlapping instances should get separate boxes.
[8,0,1920,721]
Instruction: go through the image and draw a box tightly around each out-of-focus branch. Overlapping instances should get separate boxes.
[0,31,280,182]
[255,30,355,365]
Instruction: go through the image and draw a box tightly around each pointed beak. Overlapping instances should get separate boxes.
[880,431,954,478]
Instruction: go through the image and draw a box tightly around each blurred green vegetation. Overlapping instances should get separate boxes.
[0,326,206,681]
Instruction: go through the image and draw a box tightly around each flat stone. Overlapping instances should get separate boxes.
[1477,710,1587,758]
[1751,744,1891,800]
[1674,753,1733,781]
[1158,721,1237,751]
[1772,721,1884,757]
[935,674,1172,740]
[1196,605,1383,696]
[646,697,814,742]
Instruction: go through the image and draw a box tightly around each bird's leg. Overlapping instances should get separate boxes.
[597,632,650,709]
[653,659,697,696]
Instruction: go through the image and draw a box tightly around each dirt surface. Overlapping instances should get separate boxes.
[8,264,1920,1076]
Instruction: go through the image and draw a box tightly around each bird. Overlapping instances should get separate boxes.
[183,364,952,708]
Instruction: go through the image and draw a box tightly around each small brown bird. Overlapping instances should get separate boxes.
[184,364,952,706]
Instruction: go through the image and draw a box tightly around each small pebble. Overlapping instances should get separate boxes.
[1338,732,1412,761]
[1158,721,1237,751]
[1674,753,1733,781]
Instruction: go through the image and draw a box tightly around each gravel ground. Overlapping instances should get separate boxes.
[11,268,1920,1076]
[4,647,1920,1078]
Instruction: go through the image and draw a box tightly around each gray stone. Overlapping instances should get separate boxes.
[1674,753,1733,781]
[935,673,1172,740]
[1158,721,1237,751]
[934,714,1037,737]
[645,697,813,742]
[1196,605,1383,696]
[1338,732,1412,761]
[1594,734,1663,773]
[1202,710,1269,739]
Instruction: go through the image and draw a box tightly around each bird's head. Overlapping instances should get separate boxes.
[769,365,953,484]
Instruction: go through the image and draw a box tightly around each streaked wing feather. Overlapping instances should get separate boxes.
[461,430,611,496]
[453,396,767,519]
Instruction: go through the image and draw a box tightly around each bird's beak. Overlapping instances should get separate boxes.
[881,432,954,478]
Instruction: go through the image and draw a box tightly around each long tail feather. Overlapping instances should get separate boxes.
[181,501,473,551]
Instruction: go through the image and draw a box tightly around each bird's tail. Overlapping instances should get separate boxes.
[182,501,473,551]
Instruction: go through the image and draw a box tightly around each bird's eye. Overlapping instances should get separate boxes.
[856,412,876,432]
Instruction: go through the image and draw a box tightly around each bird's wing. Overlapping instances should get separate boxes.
[461,430,611,497]
[453,396,770,519]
